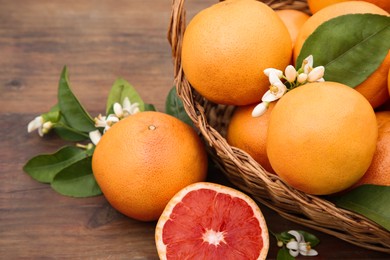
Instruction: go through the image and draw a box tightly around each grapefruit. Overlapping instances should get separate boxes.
[307,0,390,14]
[267,82,378,195]
[92,111,208,221]
[226,102,275,173]
[155,182,269,259]
[352,111,390,188]
[181,0,292,105]
[276,9,310,47]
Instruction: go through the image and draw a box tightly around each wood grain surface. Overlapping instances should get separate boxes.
[0,0,389,259]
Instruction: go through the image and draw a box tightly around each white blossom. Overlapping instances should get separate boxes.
[27,115,53,137]
[286,230,318,257]
[252,55,325,118]
[113,97,140,119]
[27,116,44,133]
[307,66,325,82]
[94,114,107,128]
[121,97,140,117]
[303,55,314,74]
[89,130,102,145]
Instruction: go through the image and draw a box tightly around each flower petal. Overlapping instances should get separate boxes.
[264,68,283,78]
[89,130,102,145]
[301,249,319,256]
[303,55,313,73]
[27,116,43,133]
[286,241,299,250]
[273,83,287,99]
[122,97,131,110]
[288,230,303,243]
[94,114,107,128]
[251,102,269,117]
[106,114,119,124]
[113,102,124,118]
[269,71,284,86]
[289,249,299,258]
[262,90,279,102]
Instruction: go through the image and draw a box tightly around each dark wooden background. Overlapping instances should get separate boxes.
[1,0,389,259]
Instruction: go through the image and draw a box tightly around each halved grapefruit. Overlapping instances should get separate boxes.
[155,182,269,259]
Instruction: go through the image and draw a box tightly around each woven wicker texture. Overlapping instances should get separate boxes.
[168,0,390,253]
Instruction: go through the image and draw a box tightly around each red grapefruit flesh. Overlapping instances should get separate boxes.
[155,182,269,260]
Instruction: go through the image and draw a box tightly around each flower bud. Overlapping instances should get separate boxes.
[252,102,269,117]
[285,65,297,83]
[307,66,325,82]
[297,73,308,84]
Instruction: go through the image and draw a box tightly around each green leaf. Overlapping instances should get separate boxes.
[48,104,89,141]
[51,156,102,197]
[58,66,96,132]
[165,86,193,127]
[334,185,390,231]
[275,231,294,244]
[53,121,90,141]
[277,247,295,260]
[144,103,157,111]
[296,14,390,87]
[298,231,320,247]
[23,146,87,183]
[106,78,145,115]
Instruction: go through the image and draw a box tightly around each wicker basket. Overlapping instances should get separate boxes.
[168,0,390,253]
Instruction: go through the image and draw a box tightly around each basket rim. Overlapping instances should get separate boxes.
[168,0,390,254]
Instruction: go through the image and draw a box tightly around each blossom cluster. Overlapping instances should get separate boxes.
[27,97,140,146]
[252,55,325,117]
[285,230,318,257]
[89,97,140,145]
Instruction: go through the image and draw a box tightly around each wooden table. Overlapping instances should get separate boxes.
[1,0,388,259]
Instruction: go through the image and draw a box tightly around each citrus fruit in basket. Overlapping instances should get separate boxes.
[155,182,269,260]
[388,66,390,94]
[226,102,275,173]
[181,0,292,105]
[352,111,390,188]
[276,9,310,47]
[307,0,390,14]
[266,82,378,195]
[293,1,390,109]
[92,111,208,221]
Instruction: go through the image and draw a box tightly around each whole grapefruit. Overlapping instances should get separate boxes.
[267,82,378,195]
[276,9,310,47]
[92,111,208,221]
[226,102,275,173]
[308,0,390,14]
[181,0,292,105]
